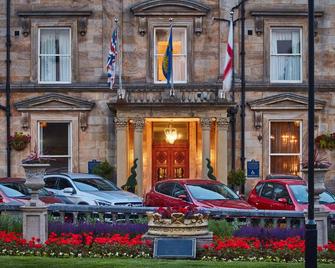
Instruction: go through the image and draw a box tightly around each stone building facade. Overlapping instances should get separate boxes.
[0,0,334,195]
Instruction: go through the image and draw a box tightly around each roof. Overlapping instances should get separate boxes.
[155,179,222,185]
[46,173,103,179]
[0,178,25,183]
[260,179,306,185]
[265,174,303,180]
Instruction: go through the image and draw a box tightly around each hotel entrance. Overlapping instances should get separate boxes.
[152,122,189,185]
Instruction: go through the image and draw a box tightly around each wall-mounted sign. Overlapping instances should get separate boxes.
[88,159,101,174]
[247,160,260,178]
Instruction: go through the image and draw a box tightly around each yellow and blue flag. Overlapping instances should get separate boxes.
[162,26,173,87]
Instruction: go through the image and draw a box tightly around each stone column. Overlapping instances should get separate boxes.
[200,118,212,179]
[114,117,128,187]
[216,118,229,184]
[133,117,145,196]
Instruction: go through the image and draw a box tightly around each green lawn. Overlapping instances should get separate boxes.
[0,257,333,268]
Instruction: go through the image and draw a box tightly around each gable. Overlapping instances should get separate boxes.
[15,93,95,111]
[131,0,210,16]
[248,93,326,111]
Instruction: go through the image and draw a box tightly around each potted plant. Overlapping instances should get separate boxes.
[21,148,50,206]
[301,150,332,204]
[315,132,335,151]
[146,206,209,236]
[227,169,246,193]
[9,132,31,151]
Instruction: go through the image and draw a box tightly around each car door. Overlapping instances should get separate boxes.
[170,183,191,207]
[57,177,78,204]
[153,182,176,207]
[271,183,295,210]
[44,177,59,195]
[257,182,275,209]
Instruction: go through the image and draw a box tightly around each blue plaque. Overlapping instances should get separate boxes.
[247,160,260,178]
[88,160,101,174]
[154,238,196,259]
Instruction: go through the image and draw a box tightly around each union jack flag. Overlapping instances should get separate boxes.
[107,28,118,89]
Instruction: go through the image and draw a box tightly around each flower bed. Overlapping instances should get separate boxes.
[0,231,151,258]
[1,230,335,263]
[200,236,335,263]
[49,222,148,237]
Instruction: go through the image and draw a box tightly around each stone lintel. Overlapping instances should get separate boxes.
[130,0,210,17]
[250,10,324,17]
[17,10,93,17]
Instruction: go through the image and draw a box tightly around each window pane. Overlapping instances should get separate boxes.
[271,28,301,81]
[271,122,300,153]
[46,158,69,173]
[270,155,300,174]
[39,28,70,82]
[271,55,301,81]
[41,122,69,155]
[271,29,300,54]
[155,27,186,83]
[173,56,186,81]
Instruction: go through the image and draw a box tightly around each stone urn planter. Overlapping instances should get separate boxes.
[301,168,329,204]
[146,211,209,236]
[21,163,50,206]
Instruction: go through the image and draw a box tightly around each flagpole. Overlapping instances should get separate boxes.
[115,18,123,99]
[169,17,174,97]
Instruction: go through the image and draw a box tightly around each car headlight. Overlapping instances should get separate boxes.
[95,200,112,206]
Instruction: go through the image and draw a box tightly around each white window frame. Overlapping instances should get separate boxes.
[38,121,73,172]
[270,27,302,83]
[38,27,72,84]
[153,27,187,84]
[268,120,303,174]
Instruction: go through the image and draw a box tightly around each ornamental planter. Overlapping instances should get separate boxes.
[11,141,29,151]
[21,163,50,206]
[146,212,209,236]
[301,168,329,204]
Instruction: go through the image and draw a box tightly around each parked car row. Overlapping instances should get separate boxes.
[1,173,334,213]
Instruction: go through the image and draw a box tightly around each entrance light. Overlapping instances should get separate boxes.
[164,124,177,144]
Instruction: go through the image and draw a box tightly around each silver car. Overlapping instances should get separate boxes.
[44,173,143,206]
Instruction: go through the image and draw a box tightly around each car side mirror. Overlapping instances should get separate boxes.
[0,196,3,203]
[277,197,288,204]
[177,194,187,201]
[63,187,74,194]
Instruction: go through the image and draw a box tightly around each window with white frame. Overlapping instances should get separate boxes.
[270,28,302,83]
[38,28,71,83]
[154,27,187,83]
[38,121,72,172]
[269,121,301,175]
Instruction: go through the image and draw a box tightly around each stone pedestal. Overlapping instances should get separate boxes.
[142,232,213,250]
[21,206,48,243]
[304,207,329,246]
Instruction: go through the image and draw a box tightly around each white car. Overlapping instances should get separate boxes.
[44,173,143,206]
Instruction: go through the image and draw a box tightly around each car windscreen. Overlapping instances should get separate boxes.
[0,182,51,196]
[72,178,119,192]
[186,183,239,201]
[0,185,26,198]
[289,185,335,204]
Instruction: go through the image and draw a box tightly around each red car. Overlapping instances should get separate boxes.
[145,179,255,209]
[0,178,64,205]
[247,178,335,211]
